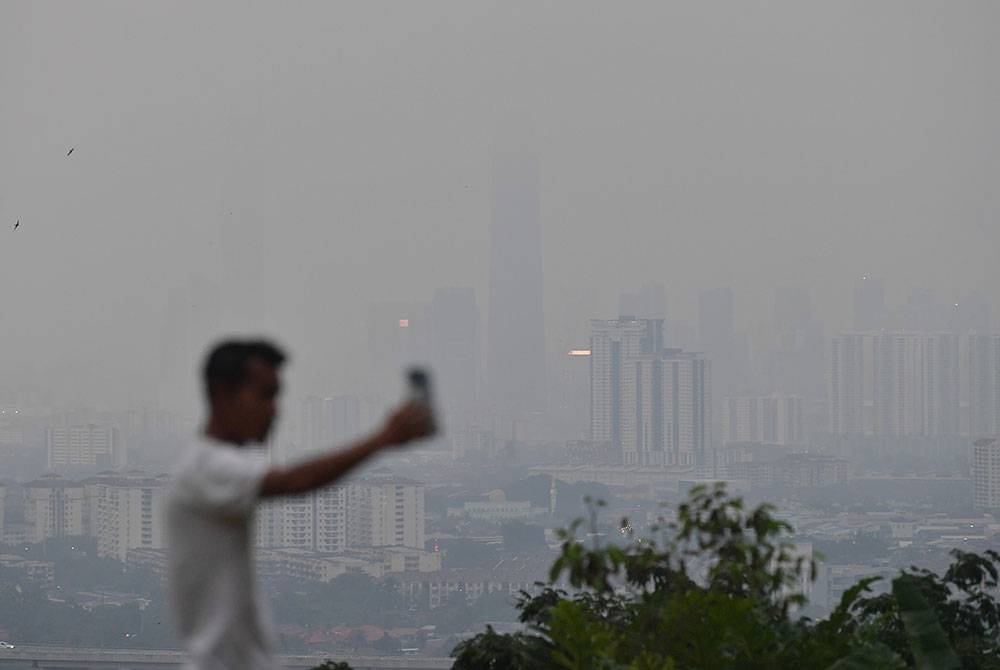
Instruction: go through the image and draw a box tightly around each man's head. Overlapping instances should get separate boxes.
[203,339,287,445]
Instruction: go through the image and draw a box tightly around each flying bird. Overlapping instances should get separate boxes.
[13,219,18,230]
[67,147,74,156]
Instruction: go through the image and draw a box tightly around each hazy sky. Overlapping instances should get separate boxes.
[2,1,998,408]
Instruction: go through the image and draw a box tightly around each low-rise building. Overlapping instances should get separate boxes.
[0,553,55,584]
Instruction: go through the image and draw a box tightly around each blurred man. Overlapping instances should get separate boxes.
[166,339,435,669]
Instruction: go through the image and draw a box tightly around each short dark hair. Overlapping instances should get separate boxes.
[203,339,287,399]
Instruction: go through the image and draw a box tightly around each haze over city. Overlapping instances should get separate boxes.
[1,2,999,667]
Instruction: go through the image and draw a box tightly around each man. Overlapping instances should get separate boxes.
[166,339,435,669]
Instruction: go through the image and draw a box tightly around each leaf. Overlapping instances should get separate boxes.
[824,642,905,670]
[892,576,961,670]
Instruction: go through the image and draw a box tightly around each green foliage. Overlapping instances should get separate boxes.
[891,576,961,670]
[308,661,353,670]
[454,484,1000,670]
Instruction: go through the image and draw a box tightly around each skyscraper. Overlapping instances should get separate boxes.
[488,153,546,416]
[590,318,664,448]
[830,333,961,438]
[590,318,710,468]
[969,334,1000,437]
[830,335,865,436]
[625,349,711,467]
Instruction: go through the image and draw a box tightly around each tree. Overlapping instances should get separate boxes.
[454,484,1000,669]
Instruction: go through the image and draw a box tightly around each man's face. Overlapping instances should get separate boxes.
[224,358,281,444]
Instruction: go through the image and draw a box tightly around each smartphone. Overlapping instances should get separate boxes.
[406,367,433,404]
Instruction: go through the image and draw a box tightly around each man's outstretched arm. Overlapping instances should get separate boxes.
[260,402,434,497]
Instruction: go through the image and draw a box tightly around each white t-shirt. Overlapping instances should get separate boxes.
[167,435,274,670]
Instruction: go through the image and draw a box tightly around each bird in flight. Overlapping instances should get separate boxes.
[13,219,19,230]
[67,147,74,156]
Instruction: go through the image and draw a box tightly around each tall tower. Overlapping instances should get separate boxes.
[488,153,546,416]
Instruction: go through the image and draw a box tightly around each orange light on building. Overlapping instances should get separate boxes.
[568,349,592,357]
[399,319,409,328]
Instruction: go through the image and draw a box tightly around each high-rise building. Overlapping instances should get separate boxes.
[590,318,664,448]
[830,335,865,436]
[590,318,710,467]
[488,153,546,416]
[830,333,961,437]
[256,471,424,552]
[256,486,348,554]
[969,335,1000,438]
[624,349,711,467]
[346,470,425,549]
[430,286,482,417]
[722,395,804,446]
[88,471,169,562]
[21,475,87,543]
[972,438,1000,511]
[46,424,124,470]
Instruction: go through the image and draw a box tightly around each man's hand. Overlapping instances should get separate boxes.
[378,401,437,448]
[261,401,437,498]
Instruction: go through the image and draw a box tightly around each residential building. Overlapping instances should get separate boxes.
[46,423,124,469]
[21,475,87,543]
[830,333,962,438]
[969,335,1000,438]
[89,471,169,562]
[590,317,664,449]
[722,395,804,446]
[973,438,1000,512]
